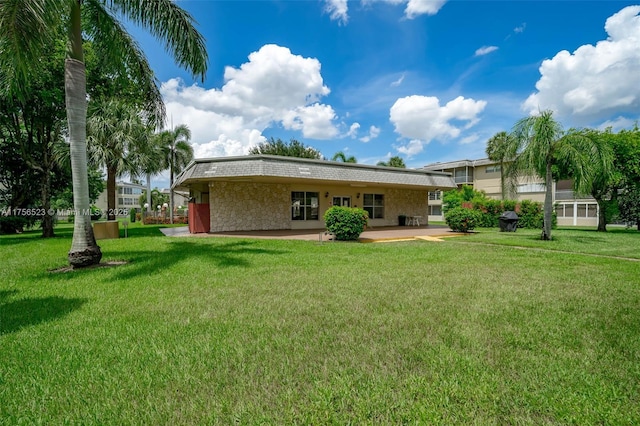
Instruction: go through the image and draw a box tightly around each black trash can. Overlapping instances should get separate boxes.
[499,211,519,232]
[398,215,407,226]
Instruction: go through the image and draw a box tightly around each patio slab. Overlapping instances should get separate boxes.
[162,224,462,242]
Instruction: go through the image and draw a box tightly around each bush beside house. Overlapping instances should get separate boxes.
[323,206,368,241]
[443,186,554,230]
[445,207,482,232]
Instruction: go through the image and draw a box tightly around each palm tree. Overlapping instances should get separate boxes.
[87,99,148,220]
[377,156,406,168]
[331,151,357,163]
[156,124,194,224]
[510,110,610,240]
[135,130,167,216]
[0,2,207,267]
[486,131,518,199]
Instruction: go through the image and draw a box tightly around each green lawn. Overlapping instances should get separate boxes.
[1,224,639,424]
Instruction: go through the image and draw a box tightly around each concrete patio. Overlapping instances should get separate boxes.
[160,224,461,242]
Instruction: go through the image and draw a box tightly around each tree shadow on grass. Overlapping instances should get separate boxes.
[119,225,168,238]
[0,293,87,335]
[43,239,290,282]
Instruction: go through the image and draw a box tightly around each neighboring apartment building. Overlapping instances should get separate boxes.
[421,158,599,227]
[95,181,145,216]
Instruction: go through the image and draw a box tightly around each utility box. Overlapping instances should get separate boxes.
[93,221,120,240]
[499,211,519,232]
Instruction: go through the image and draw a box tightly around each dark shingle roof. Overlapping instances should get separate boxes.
[174,155,456,190]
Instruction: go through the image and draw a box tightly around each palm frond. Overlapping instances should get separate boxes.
[0,0,65,97]
[108,0,208,80]
[83,0,165,128]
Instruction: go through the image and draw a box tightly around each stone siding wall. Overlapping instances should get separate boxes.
[209,182,290,232]
[208,183,430,231]
[384,188,429,225]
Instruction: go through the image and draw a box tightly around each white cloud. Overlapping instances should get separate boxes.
[360,125,381,143]
[459,133,480,145]
[347,122,361,138]
[523,6,640,121]
[404,0,447,19]
[598,116,639,131]
[331,0,446,23]
[396,139,425,156]
[390,73,405,87]
[160,44,338,158]
[514,23,526,33]
[324,0,349,24]
[475,45,498,57]
[389,95,487,156]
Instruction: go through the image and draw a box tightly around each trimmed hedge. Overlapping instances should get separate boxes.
[443,187,554,230]
[323,206,368,241]
[445,207,482,232]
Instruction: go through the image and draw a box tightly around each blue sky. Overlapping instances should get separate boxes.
[128,1,640,188]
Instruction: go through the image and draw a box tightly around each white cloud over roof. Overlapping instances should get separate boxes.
[161,44,338,158]
[390,95,487,156]
[360,125,381,143]
[523,5,640,122]
[326,0,447,23]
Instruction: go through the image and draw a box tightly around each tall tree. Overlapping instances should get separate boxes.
[155,124,194,224]
[510,110,610,240]
[377,156,406,168]
[86,99,148,220]
[613,126,640,230]
[486,131,517,199]
[332,151,357,163]
[249,137,322,159]
[569,128,617,232]
[0,1,207,267]
[0,34,67,237]
[131,126,166,215]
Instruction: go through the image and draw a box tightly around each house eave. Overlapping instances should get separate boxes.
[173,155,457,192]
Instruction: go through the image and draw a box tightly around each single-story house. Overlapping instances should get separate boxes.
[172,155,457,233]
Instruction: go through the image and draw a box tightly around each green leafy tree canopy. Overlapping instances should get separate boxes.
[249,137,322,159]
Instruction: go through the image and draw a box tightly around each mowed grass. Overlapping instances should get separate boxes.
[1,224,639,424]
[448,226,640,259]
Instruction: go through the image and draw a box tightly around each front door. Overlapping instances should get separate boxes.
[332,196,351,207]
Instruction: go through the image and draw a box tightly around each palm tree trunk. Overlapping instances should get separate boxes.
[596,197,607,232]
[65,59,102,266]
[542,162,553,240]
[40,155,55,238]
[107,165,117,221]
[169,163,174,224]
[146,174,152,214]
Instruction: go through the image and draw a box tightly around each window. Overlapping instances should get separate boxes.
[556,203,574,218]
[485,165,501,173]
[363,193,384,219]
[517,183,545,193]
[428,191,441,201]
[429,205,442,216]
[291,191,319,221]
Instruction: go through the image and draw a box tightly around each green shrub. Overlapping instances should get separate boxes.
[323,206,368,241]
[518,200,555,229]
[442,185,487,214]
[129,208,137,223]
[473,198,503,228]
[0,216,28,234]
[445,207,482,232]
[503,199,517,212]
